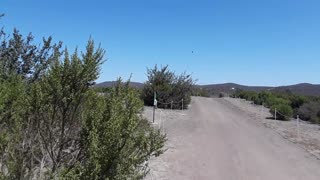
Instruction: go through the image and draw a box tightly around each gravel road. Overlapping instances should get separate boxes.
[144,97,320,180]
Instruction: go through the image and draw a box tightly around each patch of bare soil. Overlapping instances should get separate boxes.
[143,106,187,180]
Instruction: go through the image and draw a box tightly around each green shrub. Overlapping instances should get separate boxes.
[270,104,293,120]
[289,95,307,109]
[234,89,320,123]
[142,65,194,109]
[258,91,272,105]
[61,82,166,179]
[192,87,210,97]
[0,28,166,179]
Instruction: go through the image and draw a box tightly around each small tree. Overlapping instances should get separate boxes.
[142,65,194,109]
[142,65,174,108]
[172,72,194,109]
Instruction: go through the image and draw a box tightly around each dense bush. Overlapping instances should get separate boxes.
[235,91,294,121]
[94,87,112,93]
[297,101,320,124]
[233,90,320,123]
[0,27,165,179]
[237,91,260,104]
[270,104,293,120]
[288,95,307,109]
[61,82,166,179]
[142,65,194,109]
[192,87,210,97]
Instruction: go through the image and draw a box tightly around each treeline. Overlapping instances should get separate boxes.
[191,87,210,97]
[233,90,320,123]
[0,26,165,178]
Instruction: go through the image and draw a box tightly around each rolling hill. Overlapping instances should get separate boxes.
[200,83,320,96]
[273,83,320,96]
[95,81,320,96]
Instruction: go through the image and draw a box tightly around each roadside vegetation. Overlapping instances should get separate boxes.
[0,19,165,179]
[191,86,210,97]
[233,90,320,123]
[142,65,194,109]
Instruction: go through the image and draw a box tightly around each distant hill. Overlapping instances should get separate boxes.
[200,83,320,96]
[95,81,320,96]
[95,81,144,89]
[200,83,271,95]
[272,83,320,96]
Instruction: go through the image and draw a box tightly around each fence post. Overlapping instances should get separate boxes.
[153,106,155,123]
[182,99,184,111]
[153,92,157,123]
[162,111,165,134]
[261,103,263,118]
[297,115,300,140]
[274,108,277,120]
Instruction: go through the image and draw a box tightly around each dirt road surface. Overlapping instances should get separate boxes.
[145,97,320,180]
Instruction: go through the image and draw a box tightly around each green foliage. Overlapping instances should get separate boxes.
[256,91,272,105]
[0,28,166,179]
[0,75,26,179]
[0,28,62,82]
[191,87,210,97]
[61,82,166,179]
[93,87,113,94]
[142,65,194,109]
[270,104,293,121]
[234,89,320,122]
[289,95,307,109]
[235,91,294,121]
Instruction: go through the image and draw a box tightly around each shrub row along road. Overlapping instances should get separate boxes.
[148,97,320,180]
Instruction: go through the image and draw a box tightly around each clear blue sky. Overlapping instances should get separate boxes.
[1,0,319,86]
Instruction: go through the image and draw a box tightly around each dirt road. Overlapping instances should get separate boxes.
[145,97,320,180]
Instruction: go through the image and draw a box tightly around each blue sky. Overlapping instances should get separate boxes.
[1,0,319,86]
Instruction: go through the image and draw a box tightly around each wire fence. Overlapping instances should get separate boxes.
[273,108,301,140]
[151,98,186,135]
[232,98,303,142]
[157,99,185,111]
[232,98,304,142]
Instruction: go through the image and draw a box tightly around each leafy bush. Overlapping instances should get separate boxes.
[237,91,259,103]
[61,82,166,179]
[142,65,194,109]
[270,104,293,120]
[297,101,320,124]
[235,90,295,121]
[0,28,166,179]
[192,87,210,97]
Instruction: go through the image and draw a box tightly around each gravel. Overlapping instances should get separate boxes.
[143,97,320,180]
